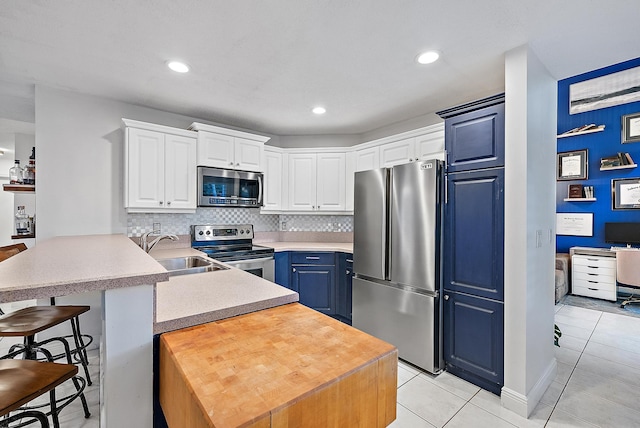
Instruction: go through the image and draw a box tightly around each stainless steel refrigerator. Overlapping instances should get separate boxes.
[352,159,443,374]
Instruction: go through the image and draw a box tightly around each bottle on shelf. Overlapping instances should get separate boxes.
[15,206,32,235]
[23,148,35,185]
[9,160,23,184]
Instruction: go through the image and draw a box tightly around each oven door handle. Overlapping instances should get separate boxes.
[225,256,274,264]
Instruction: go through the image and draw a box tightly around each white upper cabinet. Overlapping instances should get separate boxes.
[380,137,415,167]
[262,147,283,211]
[123,119,197,213]
[316,153,346,211]
[288,153,318,211]
[288,152,346,212]
[355,146,380,172]
[415,128,445,161]
[189,122,270,172]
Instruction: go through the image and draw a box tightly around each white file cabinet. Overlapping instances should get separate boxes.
[571,252,617,301]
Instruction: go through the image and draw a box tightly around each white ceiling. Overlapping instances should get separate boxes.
[1,1,640,136]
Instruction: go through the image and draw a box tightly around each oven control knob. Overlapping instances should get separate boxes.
[246,229,250,234]
[198,231,204,236]
[205,230,211,235]
[240,230,244,234]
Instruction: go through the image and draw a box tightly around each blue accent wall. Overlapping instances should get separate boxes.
[557,57,640,252]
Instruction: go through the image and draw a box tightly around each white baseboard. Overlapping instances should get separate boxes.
[501,358,557,417]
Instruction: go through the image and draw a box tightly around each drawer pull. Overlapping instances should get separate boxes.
[588,287,598,291]
[587,266,598,269]
[346,259,353,263]
[306,256,320,260]
[588,280,598,283]
[587,273,598,276]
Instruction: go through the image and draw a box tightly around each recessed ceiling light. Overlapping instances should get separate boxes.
[167,61,190,73]
[0,150,4,156]
[416,51,440,65]
[312,106,326,115]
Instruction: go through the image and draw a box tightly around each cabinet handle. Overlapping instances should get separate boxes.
[159,201,163,205]
[444,294,449,300]
[229,162,234,166]
[292,267,296,272]
[306,256,320,260]
[588,287,598,290]
[346,259,353,263]
[588,280,598,283]
[236,162,240,166]
[346,270,350,275]
[167,201,171,205]
[587,266,598,269]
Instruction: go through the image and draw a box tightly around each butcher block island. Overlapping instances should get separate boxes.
[160,303,398,428]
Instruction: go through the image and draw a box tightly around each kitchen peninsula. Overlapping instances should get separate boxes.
[1,235,396,427]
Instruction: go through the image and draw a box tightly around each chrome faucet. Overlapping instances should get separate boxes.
[140,231,179,253]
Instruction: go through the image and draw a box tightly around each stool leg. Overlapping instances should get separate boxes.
[69,317,92,385]
[24,335,36,360]
[49,388,60,428]
[71,376,91,419]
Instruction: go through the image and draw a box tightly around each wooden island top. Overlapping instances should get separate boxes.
[160,302,398,428]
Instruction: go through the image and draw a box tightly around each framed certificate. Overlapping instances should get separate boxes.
[622,112,640,143]
[556,213,593,236]
[557,149,588,181]
[612,177,640,210]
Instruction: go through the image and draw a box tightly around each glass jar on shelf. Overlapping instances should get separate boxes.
[9,160,23,184]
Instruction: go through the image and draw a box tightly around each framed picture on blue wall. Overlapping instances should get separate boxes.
[622,112,640,143]
[612,177,640,210]
[557,149,588,181]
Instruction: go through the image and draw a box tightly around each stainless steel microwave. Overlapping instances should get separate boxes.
[197,167,263,207]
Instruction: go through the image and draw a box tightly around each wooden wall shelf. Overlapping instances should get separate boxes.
[11,234,35,240]
[3,184,35,193]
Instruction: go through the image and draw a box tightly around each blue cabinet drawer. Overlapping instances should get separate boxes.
[291,252,335,265]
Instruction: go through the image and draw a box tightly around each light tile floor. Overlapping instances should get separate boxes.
[391,303,640,428]
[4,301,640,427]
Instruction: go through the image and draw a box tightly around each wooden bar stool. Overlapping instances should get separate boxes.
[0,306,93,385]
[0,359,79,428]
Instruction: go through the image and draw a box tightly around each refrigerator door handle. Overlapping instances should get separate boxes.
[386,168,392,281]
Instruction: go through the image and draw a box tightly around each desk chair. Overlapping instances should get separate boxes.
[0,357,80,428]
[617,250,640,308]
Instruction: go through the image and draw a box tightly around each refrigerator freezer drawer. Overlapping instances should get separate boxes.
[352,277,442,374]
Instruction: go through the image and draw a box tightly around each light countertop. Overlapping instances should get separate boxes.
[260,242,353,253]
[149,247,298,334]
[0,234,169,303]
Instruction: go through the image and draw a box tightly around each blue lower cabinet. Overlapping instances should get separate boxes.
[274,251,291,289]
[443,290,504,394]
[292,264,337,315]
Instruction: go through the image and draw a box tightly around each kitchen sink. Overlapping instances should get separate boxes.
[156,256,229,277]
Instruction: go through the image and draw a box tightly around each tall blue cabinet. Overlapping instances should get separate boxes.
[437,94,505,395]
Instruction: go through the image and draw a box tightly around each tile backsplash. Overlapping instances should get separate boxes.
[127,208,353,237]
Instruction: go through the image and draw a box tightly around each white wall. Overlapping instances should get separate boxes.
[502,45,557,417]
[34,86,238,240]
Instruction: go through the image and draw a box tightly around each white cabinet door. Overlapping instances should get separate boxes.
[345,151,356,211]
[355,146,379,172]
[197,131,235,168]
[234,137,263,172]
[127,128,165,209]
[380,138,415,167]
[164,134,197,210]
[415,130,445,161]
[288,153,317,211]
[263,149,283,210]
[317,153,346,211]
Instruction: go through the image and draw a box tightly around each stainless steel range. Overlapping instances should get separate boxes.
[191,224,275,281]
